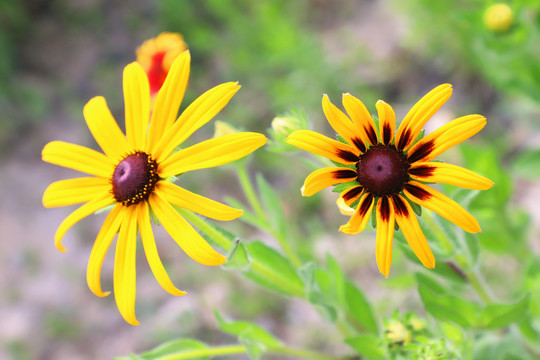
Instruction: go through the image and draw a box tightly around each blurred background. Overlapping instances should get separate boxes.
[1,0,540,359]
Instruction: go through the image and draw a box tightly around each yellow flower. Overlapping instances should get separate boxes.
[136,32,188,95]
[42,51,267,325]
[287,84,493,277]
[483,3,514,33]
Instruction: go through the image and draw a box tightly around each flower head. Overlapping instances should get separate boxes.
[42,51,266,325]
[483,3,514,33]
[287,84,493,277]
[136,32,188,95]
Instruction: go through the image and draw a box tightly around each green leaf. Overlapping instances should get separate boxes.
[222,240,250,271]
[136,339,209,360]
[225,197,267,229]
[409,200,422,217]
[511,149,540,179]
[256,174,287,237]
[332,181,360,194]
[298,262,338,322]
[479,295,530,329]
[344,281,379,334]
[418,284,480,328]
[214,311,281,348]
[345,334,387,359]
[244,241,304,297]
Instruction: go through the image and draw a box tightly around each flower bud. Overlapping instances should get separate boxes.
[214,120,239,138]
[483,3,514,33]
[385,320,412,346]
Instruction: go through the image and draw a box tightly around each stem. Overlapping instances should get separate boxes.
[177,207,304,298]
[270,228,302,268]
[236,164,302,267]
[176,207,232,251]
[157,344,342,360]
[157,345,245,360]
[272,345,342,360]
[237,164,266,221]
[250,261,305,298]
[422,210,494,304]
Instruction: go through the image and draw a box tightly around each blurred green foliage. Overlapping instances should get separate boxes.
[396,0,540,102]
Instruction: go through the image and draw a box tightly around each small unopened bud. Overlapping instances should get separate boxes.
[385,320,412,346]
[268,110,308,153]
[484,3,514,33]
[271,116,301,137]
[408,316,426,332]
[214,120,239,138]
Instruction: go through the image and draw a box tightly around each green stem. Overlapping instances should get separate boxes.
[237,164,266,221]
[422,210,493,304]
[250,261,305,298]
[157,345,245,360]
[271,228,302,268]
[236,164,302,267]
[156,344,342,360]
[177,207,304,298]
[176,207,232,251]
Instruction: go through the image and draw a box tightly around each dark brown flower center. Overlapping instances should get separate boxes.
[111,151,158,206]
[356,145,410,197]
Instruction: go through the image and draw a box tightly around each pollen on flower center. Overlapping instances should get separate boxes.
[112,151,159,206]
[356,145,410,197]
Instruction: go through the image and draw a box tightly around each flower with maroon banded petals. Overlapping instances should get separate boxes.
[287,84,493,277]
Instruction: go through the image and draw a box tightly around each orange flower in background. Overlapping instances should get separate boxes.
[287,84,493,277]
[42,51,266,325]
[136,32,188,95]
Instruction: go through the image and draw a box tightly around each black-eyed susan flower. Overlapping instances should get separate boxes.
[136,32,188,96]
[287,84,493,277]
[42,51,266,325]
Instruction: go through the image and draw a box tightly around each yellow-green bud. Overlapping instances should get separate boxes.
[271,116,300,138]
[408,316,426,332]
[483,3,514,33]
[385,320,412,346]
[214,120,239,138]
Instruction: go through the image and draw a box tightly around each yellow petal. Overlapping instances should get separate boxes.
[153,82,241,163]
[83,97,130,163]
[286,130,359,164]
[113,205,139,326]
[338,185,364,207]
[158,181,243,221]
[43,177,110,208]
[395,84,453,151]
[407,115,486,164]
[158,132,267,178]
[337,196,356,216]
[123,62,150,149]
[146,51,191,152]
[341,93,379,146]
[322,94,367,154]
[137,201,186,296]
[301,167,357,197]
[391,195,435,269]
[148,192,227,266]
[376,100,396,146]
[54,194,115,252]
[42,141,115,178]
[409,162,494,190]
[87,204,125,297]
[375,196,395,277]
[339,193,374,235]
[403,181,481,233]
